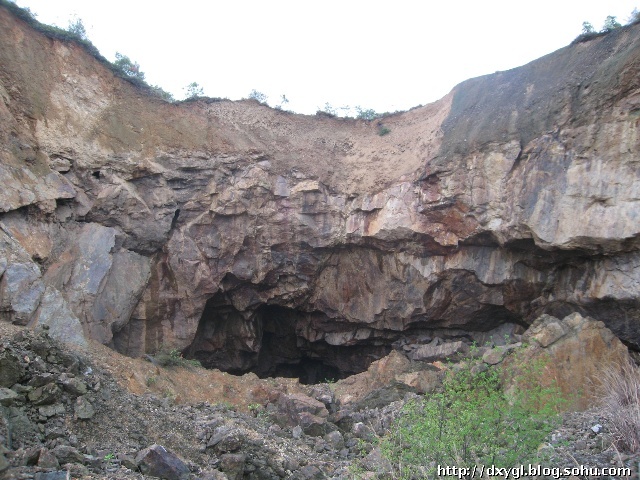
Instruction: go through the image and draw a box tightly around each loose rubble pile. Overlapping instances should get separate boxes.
[1,313,638,479]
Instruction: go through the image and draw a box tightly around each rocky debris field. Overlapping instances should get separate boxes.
[0,314,638,480]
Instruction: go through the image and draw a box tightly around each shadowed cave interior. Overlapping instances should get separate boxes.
[183,293,391,384]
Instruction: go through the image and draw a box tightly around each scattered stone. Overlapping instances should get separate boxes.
[135,444,190,480]
[298,412,328,437]
[28,383,62,406]
[52,445,84,464]
[0,452,8,473]
[0,350,25,387]
[117,452,138,470]
[74,396,94,420]
[291,464,325,479]
[58,374,87,396]
[36,448,60,468]
[352,422,374,440]
[27,373,55,388]
[482,346,508,365]
[0,387,18,406]
[34,472,69,480]
[276,393,329,436]
[292,425,303,439]
[220,453,246,480]
[323,430,344,450]
[207,427,243,453]
[199,469,230,480]
[39,403,65,418]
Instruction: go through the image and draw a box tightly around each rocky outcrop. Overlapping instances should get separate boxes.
[0,4,639,380]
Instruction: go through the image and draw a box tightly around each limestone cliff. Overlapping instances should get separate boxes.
[1,4,639,381]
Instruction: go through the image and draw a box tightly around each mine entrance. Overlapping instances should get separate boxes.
[183,296,389,384]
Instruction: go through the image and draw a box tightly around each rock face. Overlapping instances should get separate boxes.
[1,5,639,380]
[509,312,631,409]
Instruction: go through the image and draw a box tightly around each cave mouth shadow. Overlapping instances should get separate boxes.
[182,295,389,385]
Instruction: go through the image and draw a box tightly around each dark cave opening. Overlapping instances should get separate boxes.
[183,295,389,384]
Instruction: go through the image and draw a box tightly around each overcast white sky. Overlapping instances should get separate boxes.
[14,0,640,115]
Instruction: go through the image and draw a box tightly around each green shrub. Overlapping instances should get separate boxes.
[154,348,202,369]
[113,52,145,80]
[184,82,204,100]
[248,89,268,104]
[149,85,174,102]
[355,106,379,121]
[377,125,391,136]
[601,15,622,32]
[380,355,564,479]
[67,18,87,40]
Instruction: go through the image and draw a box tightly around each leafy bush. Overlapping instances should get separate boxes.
[316,102,337,117]
[598,361,640,453]
[184,82,204,100]
[154,349,202,369]
[601,15,622,32]
[67,18,87,40]
[149,85,174,102]
[113,52,145,80]
[581,21,595,35]
[355,106,379,121]
[380,355,564,479]
[248,89,268,104]
[377,125,391,136]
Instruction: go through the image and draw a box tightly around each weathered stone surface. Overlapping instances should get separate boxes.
[0,350,25,387]
[509,313,631,409]
[38,403,65,418]
[0,451,8,473]
[335,350,439,405]
[51,445,84,464]
[135,444,190,480]
[58,374,87,396]
[0,387,18,406]
[207,427,243,453]
[220,453,246,480]
[27,383,61,406]
[36,448,60,469]
[0,230,45,326]
[34,472,69,480]
[74,396,94,420]
[0,7,640,383]
[276,393,328,434]
[482,346,508,365]
[29,286,87,347]
[408,340,468,362]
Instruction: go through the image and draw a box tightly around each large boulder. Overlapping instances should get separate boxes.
[509,313,631,409]
[135,444,190,480]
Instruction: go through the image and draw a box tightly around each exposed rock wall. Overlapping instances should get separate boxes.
[1,5,639,378]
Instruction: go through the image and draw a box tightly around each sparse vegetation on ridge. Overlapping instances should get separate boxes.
[248,89,268,104]
[573,10,640,43]
[0,0,179,102]
[184,81,205,100]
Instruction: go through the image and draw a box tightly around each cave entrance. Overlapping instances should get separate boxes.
[183,295,389,384]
